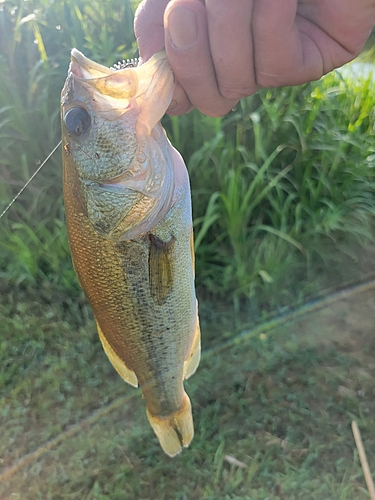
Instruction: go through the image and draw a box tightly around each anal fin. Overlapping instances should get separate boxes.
[96,322,138,388]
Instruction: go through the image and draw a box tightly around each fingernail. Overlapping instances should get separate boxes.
[167,100,179,113]
[167,7,197,51]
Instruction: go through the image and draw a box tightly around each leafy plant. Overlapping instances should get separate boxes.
[165,69,375,309]
[1,0,375,312]
[0,0,137,290]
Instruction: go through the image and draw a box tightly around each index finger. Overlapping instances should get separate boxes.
[164,0,238,116]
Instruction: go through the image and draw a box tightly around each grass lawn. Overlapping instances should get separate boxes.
[1,263,375,499]
[1,2,375,498]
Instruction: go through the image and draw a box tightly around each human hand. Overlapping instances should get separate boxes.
[135,0,375,117]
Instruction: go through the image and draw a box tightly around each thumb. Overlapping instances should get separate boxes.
[134,0,171,61]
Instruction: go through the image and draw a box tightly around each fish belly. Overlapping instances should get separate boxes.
[63,158,200,456]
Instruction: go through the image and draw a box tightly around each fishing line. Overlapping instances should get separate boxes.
[2,275,375,483]
[0,140,62,221]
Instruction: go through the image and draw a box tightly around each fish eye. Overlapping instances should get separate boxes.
[64,107,91,138]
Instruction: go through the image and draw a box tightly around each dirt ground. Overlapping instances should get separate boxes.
[294,285,375,353]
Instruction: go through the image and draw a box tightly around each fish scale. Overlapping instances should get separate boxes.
[61,50,200,457]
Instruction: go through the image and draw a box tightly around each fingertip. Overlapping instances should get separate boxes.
[167,103,195,116]
[164,0,206,25]
[196,102,238,118]
[164,0,238,117]
[166,84,194,115]
[164,0,207,57]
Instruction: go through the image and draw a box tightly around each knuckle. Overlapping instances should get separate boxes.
[255,65,310,88]
[199,103,236,118]
[256,74,280,88]
[256,67,294,87]
[168,100,194,116]
[217,81,254,101]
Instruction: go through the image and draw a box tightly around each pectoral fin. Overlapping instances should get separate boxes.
[96,322,138,388]
[148,234,175,305]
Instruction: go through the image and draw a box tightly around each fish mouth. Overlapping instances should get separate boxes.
[70,49,113,78]
[68,49,175,126]
[62,49,177,240]
[70,49,138,99]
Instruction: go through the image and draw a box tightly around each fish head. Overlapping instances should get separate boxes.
[61,50,176,240]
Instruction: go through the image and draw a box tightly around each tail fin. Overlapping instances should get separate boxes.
[146,394,194,457]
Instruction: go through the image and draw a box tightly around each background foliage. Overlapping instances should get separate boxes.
[1,2,375,498]
[1,0,375,314]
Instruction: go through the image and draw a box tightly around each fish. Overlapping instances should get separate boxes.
[60,49,200,457]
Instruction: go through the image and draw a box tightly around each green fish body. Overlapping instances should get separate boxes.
[61,50,200,457]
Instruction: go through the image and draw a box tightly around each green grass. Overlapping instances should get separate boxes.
[1,0,375,310]
[0,0,138,291]
[1,285,375,499]
[2,1,375,498]
[162,71,375,311]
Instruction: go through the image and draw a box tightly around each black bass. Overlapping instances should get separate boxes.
[60,49,200,457]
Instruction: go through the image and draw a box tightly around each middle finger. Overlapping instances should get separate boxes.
[205,0,259,100]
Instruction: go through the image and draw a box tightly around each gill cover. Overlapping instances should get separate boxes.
[61,49,176,241]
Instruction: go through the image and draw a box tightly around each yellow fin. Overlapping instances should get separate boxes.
[146,394,193,457]
[184,314,201,380]
[96,322,138,388]
[148,234,175,305]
